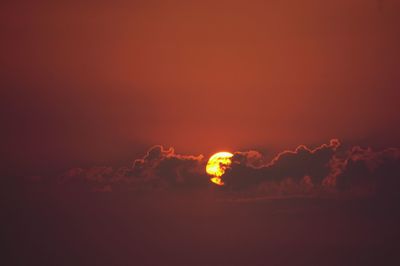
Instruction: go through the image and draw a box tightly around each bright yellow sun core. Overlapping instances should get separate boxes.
[206,151,233,186]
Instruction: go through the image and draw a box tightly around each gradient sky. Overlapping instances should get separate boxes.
[3,2,400,266]
[1,0,400,175]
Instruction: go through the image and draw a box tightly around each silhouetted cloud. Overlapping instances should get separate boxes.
[222,139,340,191]
[55,140,400,199]
[58,145,207,192]
[131,145,207,189]
[328,146,400,197]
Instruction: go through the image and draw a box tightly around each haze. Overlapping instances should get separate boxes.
[1,0,399,175]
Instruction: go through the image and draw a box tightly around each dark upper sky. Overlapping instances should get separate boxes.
[1,0,399,175]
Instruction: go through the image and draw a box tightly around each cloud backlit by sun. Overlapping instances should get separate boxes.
[54,140,400,200]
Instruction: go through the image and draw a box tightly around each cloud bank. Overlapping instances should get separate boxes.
[56,140,400,199]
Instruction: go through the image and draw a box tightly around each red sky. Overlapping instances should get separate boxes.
[1,0,400,175]
[2,3,400,265]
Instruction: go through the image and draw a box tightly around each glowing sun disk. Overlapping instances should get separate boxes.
[206,151,233,186]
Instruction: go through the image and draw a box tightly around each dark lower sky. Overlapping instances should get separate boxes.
[4,188,400,266]
[1,0,400,175]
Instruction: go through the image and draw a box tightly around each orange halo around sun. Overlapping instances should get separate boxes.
[206,151,233,186]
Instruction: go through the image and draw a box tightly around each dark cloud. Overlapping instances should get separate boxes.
[131,145,207,189]
[329,146,400,197]
[222,139,341,191]
[55,140,400,199]
[223,139,400,199]
[58,145,207,192]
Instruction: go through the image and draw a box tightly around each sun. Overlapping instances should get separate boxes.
[206,151,233,186]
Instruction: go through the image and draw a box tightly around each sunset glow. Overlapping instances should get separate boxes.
[206,152,233,186]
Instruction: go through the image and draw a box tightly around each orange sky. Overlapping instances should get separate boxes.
[1,0,399,175]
